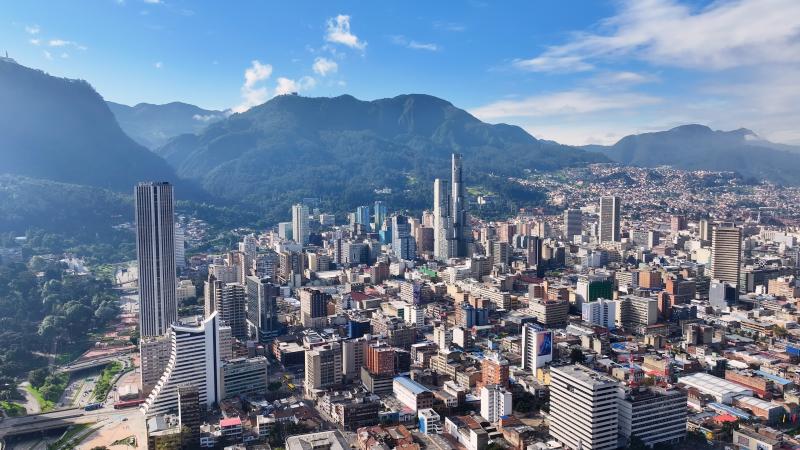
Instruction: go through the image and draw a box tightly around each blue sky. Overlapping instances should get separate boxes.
[4,0,800,145]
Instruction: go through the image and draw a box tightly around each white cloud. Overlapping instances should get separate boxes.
[25,25,40,35]
[470,90,660,120]
[392,35,440,52]
[143,0,162,4]
[60,52,69,59]
[514,0,800,72]
[312,57,338,76]
[591,71,659,86]
[48,39,72,47]
[42,50,52,60]
[325,14,366,50]
[234,60,274,113]
[29,38,40,46]
[153,61,163,69]
[274,76,316,95]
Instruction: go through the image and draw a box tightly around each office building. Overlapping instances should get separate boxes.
[480,384,512,423]
[482,353,510,388]
[575,275,613,308]
[305,342,343,396]
[699,219,711,242]
[550,365,619,450]
[599,196,621,243]
[278,222,293,241]
[245,276,281,343]
[450,153,472,257]
[292,203,310,245]
[418,408,442,434]
[618,387,687,447]
[142,313,223,417]
[563,208,582,241]
[366,343,395,376]
[177,385,201,449]
[711,224,742,288]
[355,205,371,230]
[391,215,417,261]
[140,335,171,395]
[374,201,388,232]
[135,182,178,337]
[174,225,186,270]
[222,356,268,398]
[528,299,569,327]
[617,296,659,329]
[433,178,454,260]
[393,376,435,411]
[214,283,247,341]
[582,299,617,330]
[300,288,331,328]
[521,324,553,371]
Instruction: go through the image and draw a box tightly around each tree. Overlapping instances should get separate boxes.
[28,367,48,388]
[569,348,586,364]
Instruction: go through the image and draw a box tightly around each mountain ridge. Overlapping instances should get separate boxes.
[107,100,225,149]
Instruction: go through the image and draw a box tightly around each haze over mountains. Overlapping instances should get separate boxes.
[107,101,225,149]
[2,56,800,235]
[583,125,800,185]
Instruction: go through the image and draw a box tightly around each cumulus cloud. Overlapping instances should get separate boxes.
[193,113,223,122]
[514,0,800,72]
[29,39,41,46]
[274,76,317,96]
[234,60,274,113]
[325,14,366,50]
[312,57,338,76]
[48,39,71,47]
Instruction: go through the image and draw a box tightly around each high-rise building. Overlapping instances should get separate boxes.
[699,219,712,242]
[355,205,371,231]
[563,208,582,241]
[521,324,553,371]
[245,276,281,343]
[174,225,186,270]
[482,353,510,388]
[391,215,417,261]
[214,283,247,341]
[278,222,293,241]
[581,298,617,330]
[178,385,201,449]
[450,153,472,257]
[374,201,388,232]
[141,313,223,417]
[300,288,331,328]
[618,387,687,447]
[292,203,310,245]
[599,196,621,244]
[305,342,343,397]
[711,224,742,288]
[433,178,454,261]
[135,182,178,337]
[140,335,171,395]
[670,215,687,234]
[575,275,614,308]
[365,343,395,376]
[550,365,619,450]
[480,384,512,423]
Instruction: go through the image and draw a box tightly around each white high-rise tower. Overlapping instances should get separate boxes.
[135,182,178,337]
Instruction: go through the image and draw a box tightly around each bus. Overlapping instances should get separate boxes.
[84,402,103,411]
[114,399,145,409]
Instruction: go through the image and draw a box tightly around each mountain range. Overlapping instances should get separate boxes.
[107,101,225,149]
[583,124,800,184]
[0,58,180,192]
[2,56,800,240]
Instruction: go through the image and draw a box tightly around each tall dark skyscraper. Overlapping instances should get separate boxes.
[451,153,471,257]
[135,182,178,337]
[245,275,281,343]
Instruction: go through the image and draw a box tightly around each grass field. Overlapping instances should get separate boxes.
[25,384,55,412]
[0,401,26,416]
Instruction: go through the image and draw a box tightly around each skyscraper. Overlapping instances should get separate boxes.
[563,208,582,241]
[135,182,178,337]
[391,215,417,261]
[550,365,619,450]
[304,342,343,397]
[141,312,223,417]
[245,276,281,343]
[599,196,621,243]
[292,203,310,245]
[373,201,388,232]
[215,283,247,341]
[355,205,371,231]
[450,153,472,257]
[174,224,186,271]
[433,178,453,260]
[711,224,742,288]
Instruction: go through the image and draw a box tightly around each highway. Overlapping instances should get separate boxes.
[0,406,140,440]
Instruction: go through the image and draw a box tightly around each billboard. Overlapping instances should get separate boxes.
[536,331,553,357]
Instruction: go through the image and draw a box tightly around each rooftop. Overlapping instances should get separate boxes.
[394,376,430,395]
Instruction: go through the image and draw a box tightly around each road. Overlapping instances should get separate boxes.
[0,406,141,440]
[17,382,41,415]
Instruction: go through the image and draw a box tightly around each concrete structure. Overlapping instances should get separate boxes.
[305,342,343,396]
[563,208,582,241]
[711,224,742,288]
[140,335,171,395]
[245,275,281,342]
[618,387,687,447]
[550,364,619,450]
[135,182,178,337]
[292,203,310,245]
[582,299,617,330]
[678,372,753,404]
[393,376,434,411]
[222,356,268,398]
[142,313,223,417]
[599,196,621,243]
[480,384,512,423]
[522,324,552,371]
[418,408,442,434]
